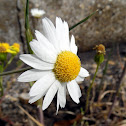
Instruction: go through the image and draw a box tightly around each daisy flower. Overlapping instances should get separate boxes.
[31,8,45,18]
[18,17,89,113]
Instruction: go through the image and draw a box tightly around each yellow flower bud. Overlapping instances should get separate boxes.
[7,43,20,55]
[12,43,20,53]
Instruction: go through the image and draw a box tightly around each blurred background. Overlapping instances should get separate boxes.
[0,0,126,126]
[0,0,126,52]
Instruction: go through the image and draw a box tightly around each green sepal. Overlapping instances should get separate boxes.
[94,53,104,65]
[0,53,7,62]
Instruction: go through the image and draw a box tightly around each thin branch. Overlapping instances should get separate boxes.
[0,67,31,76]
[17,104,44,126]
[69,10,98,31]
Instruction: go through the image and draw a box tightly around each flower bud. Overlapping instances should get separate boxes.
[94,53,104,65]
[94,44,106,55]
[94,44,105,65]
[7,43,20,55]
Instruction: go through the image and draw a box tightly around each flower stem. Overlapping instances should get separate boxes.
[37,98,44,125]
[25,0,33,54]
[97,51,111,102]
[4,55,14,70]
[85,63,100,113]
[0,63,4,97]
[0,76,3,97]
[0,67,31,76]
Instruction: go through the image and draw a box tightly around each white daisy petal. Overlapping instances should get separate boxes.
[56,17,62,50]
[63,21,69,48]
[70,35,78,54]
[45,17,55,30]
[75,81,82,98]
[67,80,80,104]
[29,72,55,97]
[20,54,54,70]
[18,69,50,82]
[42,18,59,51]
[35,30,57,54]
[30,41,57,63]
[79,67,89,77]
[56,17,70,51]
[29,94,43,104]
[56,98,60,115]
[57,82,67,108]
[42,80,59,110]
[75,75,84,82]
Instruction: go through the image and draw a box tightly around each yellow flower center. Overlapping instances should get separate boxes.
[53,51,81,82]
[7,43,20,54]
[0,46,6,53]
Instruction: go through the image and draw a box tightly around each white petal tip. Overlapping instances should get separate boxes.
[35,30,38,33]
[28,99,35,104]
[76,100,80,104]
[56,111,58,115]
[79,68,90,78]
[17,76,24,82]
[74,99,80,104]
[42,107,45,111]
[86,73,90,77]
[17,78,21,82]
[42,105,47,111]
[28,100,32,104]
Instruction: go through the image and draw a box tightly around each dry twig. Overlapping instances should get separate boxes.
[17,104,44,126]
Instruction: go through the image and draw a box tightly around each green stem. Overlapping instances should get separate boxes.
[0,76,3,96]
[37,98,44,125]
[0,63,4,96]
[69,10,98,31]
[4,56,14,70]
[25,0,33,54]
[85,63,100,113]
[98,52,111,92]
[0,67,31,76]
[25,0,29,30]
